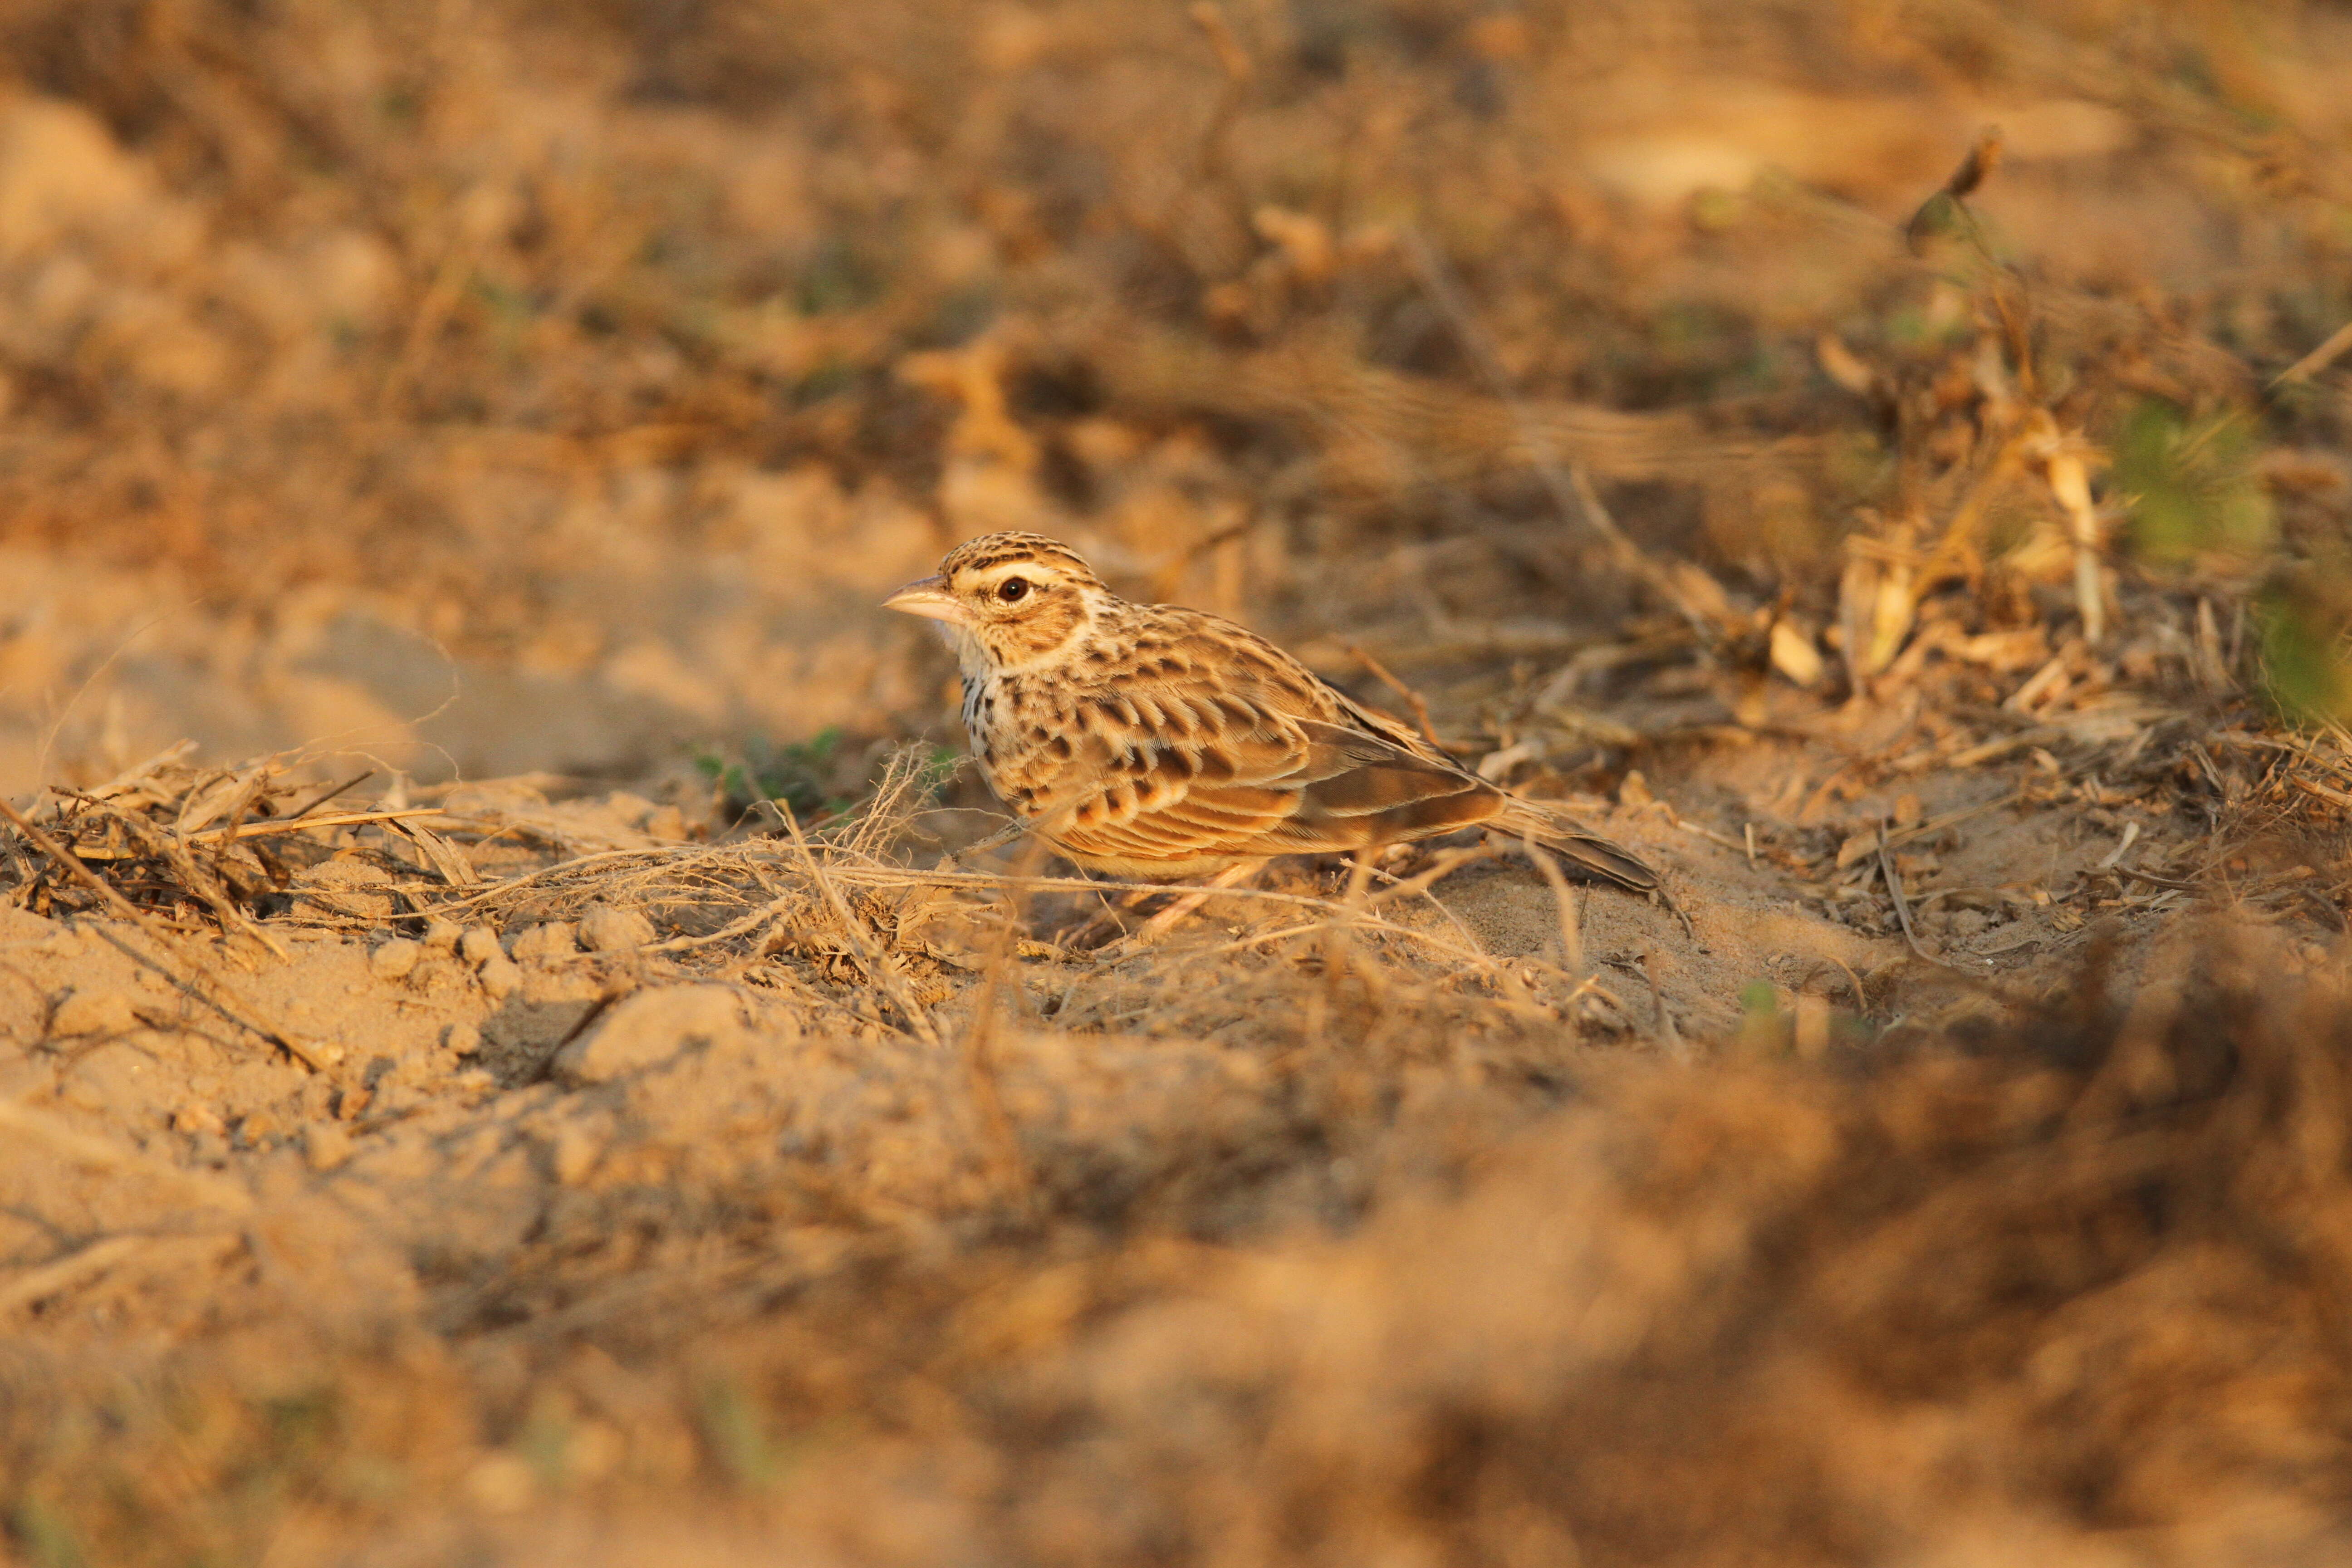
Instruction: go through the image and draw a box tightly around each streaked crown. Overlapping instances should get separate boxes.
[937,531,1106,592]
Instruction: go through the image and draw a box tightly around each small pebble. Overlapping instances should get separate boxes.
[579,904,657,953]
[443,1021,482,1056]
[459,925,503,968]
[551,1124,601,1186]
[422,918,463,952]
[552,985,747,1084]
[172,1102,227,1137]
[304,1122,354,1172]
[478,955,523,1000]
[510,921,578,963]
[50,989,137,1038]
[370,938,424,981]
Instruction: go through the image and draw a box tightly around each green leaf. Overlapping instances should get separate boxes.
[2114,399,2274,565]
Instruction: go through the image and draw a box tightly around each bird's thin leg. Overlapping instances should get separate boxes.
[1109,862,1265,950]
[936,823,1030,884]
[1043,887,1129,951]
[940,819,1026,868]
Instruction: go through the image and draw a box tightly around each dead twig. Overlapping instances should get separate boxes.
[0,1235,149,1318]
[642,896,799,955]
[281,770,376,823]
[774,802,942,1048]
[1349,645,1445,750]
[2114,866,2200,893]
[0,797,327,1073]
[1875,820,1955,969]
[2290,774,2352,813]
[1942,728,2068,771]
[86,798,289,961]
[0,1233,245,1319]
[2274,319,2352,387]
[1641,951,1681,1053]
[1905,125,2004,253]
[957,835,1050,1192]
[1524,835,1586,981]
[385,817,482,887]
[193,808,443,844]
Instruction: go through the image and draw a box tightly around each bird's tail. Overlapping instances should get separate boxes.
[1493,802,1659,893]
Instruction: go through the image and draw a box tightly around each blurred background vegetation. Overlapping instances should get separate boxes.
[0,0,2345,793]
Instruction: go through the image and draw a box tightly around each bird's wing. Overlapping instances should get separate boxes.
[1311,675,1461,767]
[1030,605,1657,890]
[1044,680,1503,868]
[1488,800,1660,892]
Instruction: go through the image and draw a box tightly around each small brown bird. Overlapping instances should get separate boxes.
[885,530,1657,899]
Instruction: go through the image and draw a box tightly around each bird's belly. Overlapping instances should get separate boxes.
[966,677,1090,824]
[965,674,1264,877]
[1053,846,1259,881]
[970,729,1221,874]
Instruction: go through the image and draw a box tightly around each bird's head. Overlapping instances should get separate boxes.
[883,531,1109,671]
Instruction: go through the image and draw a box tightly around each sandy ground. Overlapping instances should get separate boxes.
[5,702,2338,1564]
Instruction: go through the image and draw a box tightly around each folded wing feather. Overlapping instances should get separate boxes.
[1029,618,1657,891]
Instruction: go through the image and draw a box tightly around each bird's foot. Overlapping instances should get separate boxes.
[1092,864,1264,959]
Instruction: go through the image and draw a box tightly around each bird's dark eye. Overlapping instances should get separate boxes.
[997,578,1031,603]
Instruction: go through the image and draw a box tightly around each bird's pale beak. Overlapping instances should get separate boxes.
[882,574,972,626]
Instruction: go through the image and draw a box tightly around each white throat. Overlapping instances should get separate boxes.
[938,620,990,680]
[944,589,1105,679]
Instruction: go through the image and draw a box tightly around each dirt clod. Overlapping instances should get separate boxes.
[459,926,503,967]
[289,859,397,923]
[549,1124,602,1185]
[478,955,524,1000]
[550,985,747,1084]
[48,989,136,1038]
[304,1122,353,1172]
[510,921,578,962]
[369,937,423,980]
[578,904,657,953]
